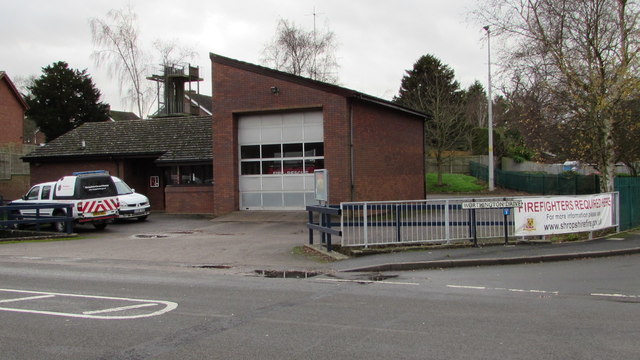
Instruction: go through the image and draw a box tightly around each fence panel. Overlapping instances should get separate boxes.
[340,198,513,247]
[616,177,640,231]
[471,162,599,195]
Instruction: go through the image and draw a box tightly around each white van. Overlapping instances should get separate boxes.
[111,176,151,221]
[12,171,120,231]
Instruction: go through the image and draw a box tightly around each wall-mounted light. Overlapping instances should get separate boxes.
[270,86,280,94]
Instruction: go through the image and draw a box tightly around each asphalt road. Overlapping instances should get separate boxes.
[1,254,638,359]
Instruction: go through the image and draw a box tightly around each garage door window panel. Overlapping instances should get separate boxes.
[241,145,260,159]
[283,159,305,174]
[305,142,324,157]
[283,143,303,157]
[241,161,261,175]
[262,160,282,174]
[261,144,281,158]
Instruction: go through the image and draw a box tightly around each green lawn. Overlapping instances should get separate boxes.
[426,173,486,193]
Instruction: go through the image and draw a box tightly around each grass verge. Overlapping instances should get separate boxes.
[426,173,486,193]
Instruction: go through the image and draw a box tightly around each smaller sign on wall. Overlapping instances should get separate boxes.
[314,169,328,202]
[149,176,160,188]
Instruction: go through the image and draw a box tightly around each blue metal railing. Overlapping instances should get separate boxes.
[0,203,75,234]
[306,205,342,252]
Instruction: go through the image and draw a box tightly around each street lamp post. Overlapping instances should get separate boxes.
[484,25,495,191]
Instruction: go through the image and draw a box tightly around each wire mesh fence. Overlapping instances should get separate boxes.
[471,162,599,195]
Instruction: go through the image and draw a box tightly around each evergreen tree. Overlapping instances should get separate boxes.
[26,61,109,141]
[394,55,469,187]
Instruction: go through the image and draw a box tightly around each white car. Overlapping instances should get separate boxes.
[112,177,151,221]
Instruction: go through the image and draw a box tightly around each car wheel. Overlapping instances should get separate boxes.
[52,210,72,232]
[9,211,23,229]
[93,222,107,230]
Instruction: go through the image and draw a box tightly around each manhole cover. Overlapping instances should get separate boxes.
[255,269,320,279]
[194,265,232,269]
[133,234,169,239]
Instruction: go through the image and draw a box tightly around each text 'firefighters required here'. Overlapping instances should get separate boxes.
[513,193,614,236]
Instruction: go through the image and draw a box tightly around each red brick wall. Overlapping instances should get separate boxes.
[0,175,30,201]
[0,78,25,144]
[30,161,120,186]
[211,55,425,215]
[352,101,425,200]
[212,59,351,215]
[165,185,214,214]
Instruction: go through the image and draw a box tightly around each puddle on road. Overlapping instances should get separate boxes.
[133,231,198,239]
[133,234,169,239]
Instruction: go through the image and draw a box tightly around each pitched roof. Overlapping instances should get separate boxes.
[186,92,212,114]
[109,110,141,121]
[22,116,212,164]
[210,53,428,119]
[0,71,28,110]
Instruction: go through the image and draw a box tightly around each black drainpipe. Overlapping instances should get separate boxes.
[349,100,355,201]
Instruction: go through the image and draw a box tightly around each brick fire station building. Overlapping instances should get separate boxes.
[211,54,426,215]
[22,54,426,215]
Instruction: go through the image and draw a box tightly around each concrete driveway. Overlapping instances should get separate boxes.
[0,212,327,273]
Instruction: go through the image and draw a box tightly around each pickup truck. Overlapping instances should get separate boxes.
[11,171,120,231]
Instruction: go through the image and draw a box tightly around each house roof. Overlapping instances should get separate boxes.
[210,53,428,119]
[22,116,212,164]
[109,110,141,121]
[186,92,212,115]
[0,71,28,110]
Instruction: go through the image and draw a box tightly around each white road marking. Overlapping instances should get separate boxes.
[316,278,420,286]
[0,294,55,303]
[447,284,559,295]
[591,293,639,299]
[446,285,486,290]
[0,288,177,319]
[83,303,158,315]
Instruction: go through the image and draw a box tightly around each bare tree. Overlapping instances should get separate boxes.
[11,75,36,96]
[474,0,640,192]
[153,39,198,68]
[90,6,153,118]
[262,18,339,84]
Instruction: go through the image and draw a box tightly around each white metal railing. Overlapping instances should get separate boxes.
[339,194,619,248]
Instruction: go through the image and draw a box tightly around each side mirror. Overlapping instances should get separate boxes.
[22,195,28,200]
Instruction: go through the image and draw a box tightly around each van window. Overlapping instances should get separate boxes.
[41,185,52,200]
[26,186,40,200]
[77,176,117,199]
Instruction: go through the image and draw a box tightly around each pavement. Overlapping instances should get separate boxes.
[1,211,639,274]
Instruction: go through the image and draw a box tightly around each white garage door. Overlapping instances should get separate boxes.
[239,111,324,210]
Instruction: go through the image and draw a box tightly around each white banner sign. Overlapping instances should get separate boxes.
[514,193,614,236]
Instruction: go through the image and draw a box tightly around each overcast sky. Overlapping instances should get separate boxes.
[1,0,489,115]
